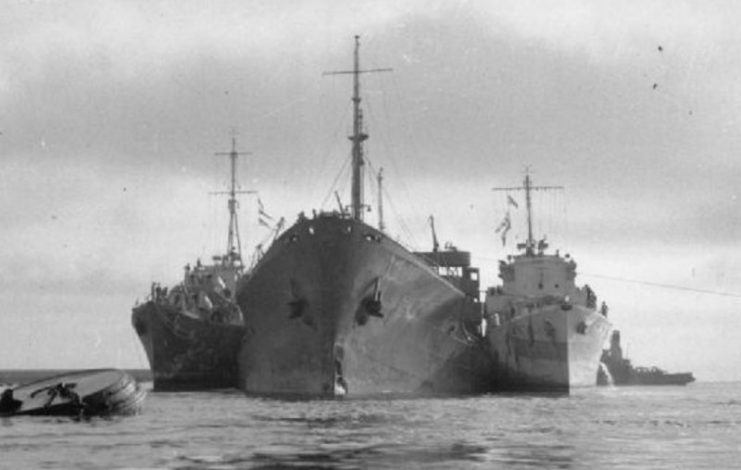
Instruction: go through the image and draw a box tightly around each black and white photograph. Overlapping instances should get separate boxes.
[1,1,739,468]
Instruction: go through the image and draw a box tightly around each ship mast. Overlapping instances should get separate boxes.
[428,215,440,252]
[324,36,392,221]
[492,170,563,255]
[524,173,534,248]
[377,167,385,231]
[214,136,254,269]
[350,36,366,220]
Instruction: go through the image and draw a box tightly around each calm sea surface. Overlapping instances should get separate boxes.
[1,381,739,469]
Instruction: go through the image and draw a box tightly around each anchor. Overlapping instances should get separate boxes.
[287,278,309,319]
[356,277,383,325]
[365,277,383,317]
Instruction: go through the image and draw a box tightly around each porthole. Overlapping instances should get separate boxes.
[285,234,299,244]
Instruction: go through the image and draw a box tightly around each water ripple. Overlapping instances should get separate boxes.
[2,383,740,469]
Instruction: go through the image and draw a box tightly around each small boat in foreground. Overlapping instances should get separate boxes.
[0,369,145,417]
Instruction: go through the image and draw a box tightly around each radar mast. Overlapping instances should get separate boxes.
[213,135,255,270]
[492,170,563,255]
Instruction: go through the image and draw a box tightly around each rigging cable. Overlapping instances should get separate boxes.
[362,71,425,249]
[365,154,378,213]
[383,184,421,250]
[579,272,741,299]
[470,251,741,300]
[314,93,352,205]
[320,153,351,210]
[364,156,420,248]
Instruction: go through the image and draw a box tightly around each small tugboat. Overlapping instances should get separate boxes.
[484,173,612,391]
[598,330,695,386]
[0,369,145,417]
[131,137,251,391]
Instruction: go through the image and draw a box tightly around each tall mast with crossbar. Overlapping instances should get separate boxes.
[492,170,563,255]
[323,36,392,221]
[213,135,255,269]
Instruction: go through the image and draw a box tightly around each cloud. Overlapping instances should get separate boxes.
[471,0,729,63]
[0,1,431,83]
[3,0,739,261]
[0,160,222,293]
[2,1,741,377]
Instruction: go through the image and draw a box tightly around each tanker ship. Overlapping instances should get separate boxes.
[484,174,612,391]
[235,36,492,398]
[131,138,249,391]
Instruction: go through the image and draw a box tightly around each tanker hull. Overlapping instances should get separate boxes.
[236,216,492,398]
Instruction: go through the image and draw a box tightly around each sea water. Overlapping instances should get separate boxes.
[1,381,739,469]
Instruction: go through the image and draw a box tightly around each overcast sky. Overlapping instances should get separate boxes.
[1,0,740,381]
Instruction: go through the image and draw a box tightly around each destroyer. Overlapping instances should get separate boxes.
[131,138,249,391]
[235,36,491,397]
[484,173,611,391]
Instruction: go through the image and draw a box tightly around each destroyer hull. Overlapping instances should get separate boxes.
[132,302,245,391]
[487,305,611,391]
[236,216,492,398]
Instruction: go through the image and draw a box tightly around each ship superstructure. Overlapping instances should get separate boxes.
[234,36,491,397]
[484,173,611,391]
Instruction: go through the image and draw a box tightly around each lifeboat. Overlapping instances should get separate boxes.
[0,369,145,417]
